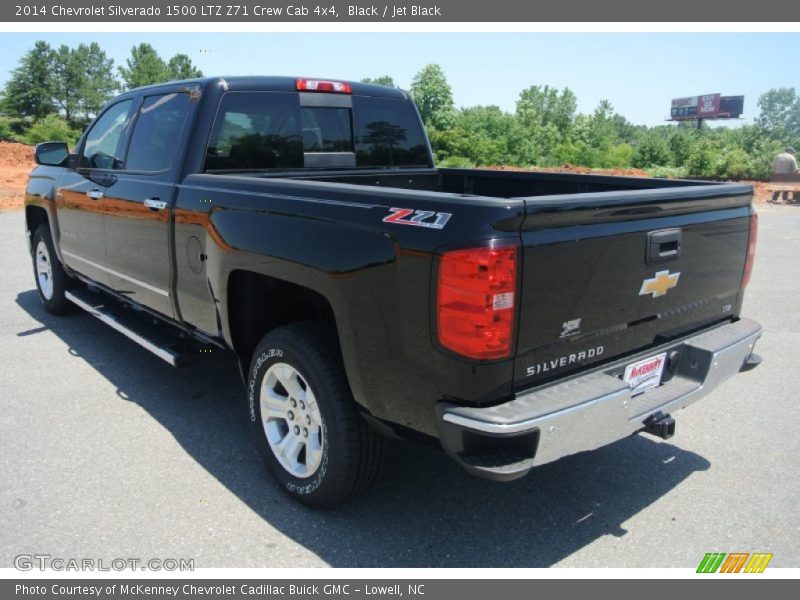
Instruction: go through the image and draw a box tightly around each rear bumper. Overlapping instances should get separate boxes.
[436,318,763,481]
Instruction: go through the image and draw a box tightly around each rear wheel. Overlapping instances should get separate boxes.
[247,323,384,507]
[32,224,75,315]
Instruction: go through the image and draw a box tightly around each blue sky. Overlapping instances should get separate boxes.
[0,32,796,126]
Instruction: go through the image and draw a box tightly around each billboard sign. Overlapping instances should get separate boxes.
[697,94,721,116]
[719,95,745,117]
[671,93,742,120]
[671,96,699,118]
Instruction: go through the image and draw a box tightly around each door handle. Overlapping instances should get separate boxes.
[86,189,103,200]
[647,228,682,264]
[144,197,168,211]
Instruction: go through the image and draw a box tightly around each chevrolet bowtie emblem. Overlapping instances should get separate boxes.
[639,270,680,298]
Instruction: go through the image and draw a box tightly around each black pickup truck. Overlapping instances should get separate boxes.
[25,76,762,507]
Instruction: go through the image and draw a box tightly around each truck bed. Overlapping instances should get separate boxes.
[290,167,729,199]
[190,167,753,398]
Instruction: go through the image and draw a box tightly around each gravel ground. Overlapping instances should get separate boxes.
[1,205,798,568]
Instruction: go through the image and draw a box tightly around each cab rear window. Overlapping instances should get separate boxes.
[353,96,431,168]
[204,92,430,171]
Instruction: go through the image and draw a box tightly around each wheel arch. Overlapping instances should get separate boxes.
[25,204,50,253]
[226,269,340,369]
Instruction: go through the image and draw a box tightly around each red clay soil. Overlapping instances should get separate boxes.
[0,142,772,210]
[0,142,35,211]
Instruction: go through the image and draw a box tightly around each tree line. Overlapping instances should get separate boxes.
[2,43,798,180]
[401,64,799,180]
[0,41,201,144]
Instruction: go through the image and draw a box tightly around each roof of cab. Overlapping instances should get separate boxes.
[119,76,409,100]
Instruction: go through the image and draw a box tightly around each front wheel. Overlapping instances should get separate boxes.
[247,323,384,507]
[32,224,76,315]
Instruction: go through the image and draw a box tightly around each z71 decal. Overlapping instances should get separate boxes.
[382,207,452,230]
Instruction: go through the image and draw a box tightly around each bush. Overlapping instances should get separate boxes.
[686,141,716,178]
[438,155,475,168]
[22,115,81,146]
[646,165,688,179]
[746,151,777,180]
[0,116,13,140]
[604,143,634,169]
[632,133,670,168]
[714,147,751,179]
[551,141,598,168]
[668,130,695,166]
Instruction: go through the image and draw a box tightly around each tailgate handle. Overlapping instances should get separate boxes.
[647,228,682,263]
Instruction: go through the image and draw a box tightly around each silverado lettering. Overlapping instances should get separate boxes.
[526,346,605,377]
[25,75,762,507]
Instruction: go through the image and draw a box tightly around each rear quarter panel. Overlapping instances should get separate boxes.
[173,174,525,435]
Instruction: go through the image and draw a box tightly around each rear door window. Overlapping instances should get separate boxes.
[125,92,193,172]
[205,92,303,170]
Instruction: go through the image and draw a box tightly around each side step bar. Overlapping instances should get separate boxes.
[65,288,194,367]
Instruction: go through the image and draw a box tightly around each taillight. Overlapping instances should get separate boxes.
[742,212,758,287]
[296,79,352,94]
[437,244,518,360]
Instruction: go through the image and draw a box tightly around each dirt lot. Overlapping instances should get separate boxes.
[0,142,35,211]
[0,141,774,207]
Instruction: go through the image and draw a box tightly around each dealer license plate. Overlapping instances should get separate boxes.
[623,352,667,395]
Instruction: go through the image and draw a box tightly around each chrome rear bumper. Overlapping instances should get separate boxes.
[436,318,763,480]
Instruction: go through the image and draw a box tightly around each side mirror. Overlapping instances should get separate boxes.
[34,142,69,167]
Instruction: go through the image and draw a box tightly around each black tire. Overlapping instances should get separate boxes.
[247,322,384,508]
[32,224,76,315]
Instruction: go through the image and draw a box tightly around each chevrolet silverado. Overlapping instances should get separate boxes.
[25,76,762,506]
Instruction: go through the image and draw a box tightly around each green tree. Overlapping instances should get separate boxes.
[457,105,538,165]
[1,41,55,121]
[410,64,456,130]
[632,131,671,168]
[686,139,716,177]
[515,85,577,136]
[667,128,695,166]
[756,87,800,142]
[50,44,84,126]
[167,53,203,80]
[75,42,118,122]
[119,43,168,89]
[361,76,395,87]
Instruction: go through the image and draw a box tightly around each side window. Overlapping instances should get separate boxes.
[125,93,193,172]
[205,92,303,171]
[81,100,132,169]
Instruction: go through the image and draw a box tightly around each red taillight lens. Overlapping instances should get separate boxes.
[296,78,352,94]
[437,244,518,360]
[742,212,758,287]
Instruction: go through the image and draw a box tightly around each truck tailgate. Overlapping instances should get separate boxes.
[514,186,754,390]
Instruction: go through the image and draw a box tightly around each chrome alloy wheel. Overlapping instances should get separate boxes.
[35,240,54,300]
[260,362,324,478]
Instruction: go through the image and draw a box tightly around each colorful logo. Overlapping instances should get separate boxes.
[697,552,773,573]
[639,270,680,298]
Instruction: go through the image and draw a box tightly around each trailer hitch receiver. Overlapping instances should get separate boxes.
[643,411,676,440]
